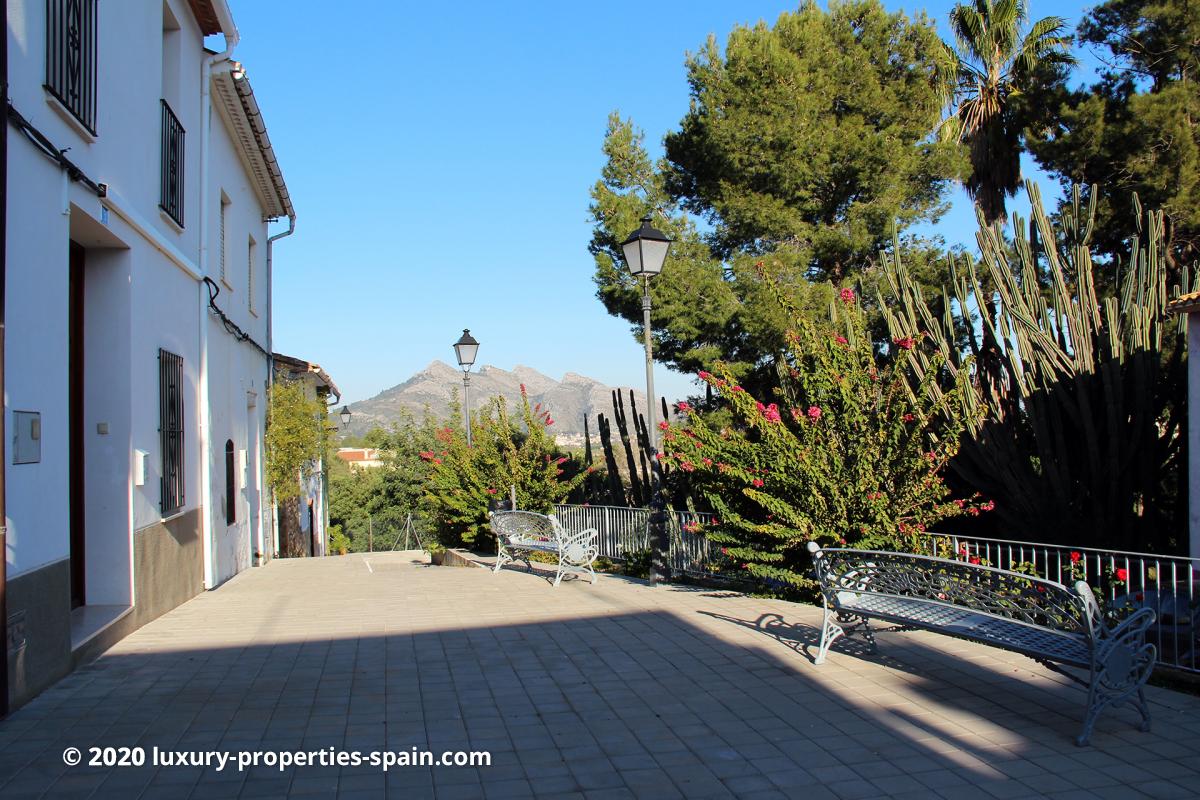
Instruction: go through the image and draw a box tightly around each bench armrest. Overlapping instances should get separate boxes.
[559,527,598,566]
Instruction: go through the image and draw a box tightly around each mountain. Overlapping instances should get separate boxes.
[340,361,652,442]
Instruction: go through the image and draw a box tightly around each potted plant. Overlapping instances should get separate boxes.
[425,542,447,566]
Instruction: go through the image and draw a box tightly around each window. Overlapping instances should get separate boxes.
[248,237,256,314]
[219,194,229,283]
[158,349,185,514]
[159,100,185,227]
[45,0,98,134]
[224,440,236,525]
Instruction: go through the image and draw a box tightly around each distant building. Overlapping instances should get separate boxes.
[3,0,295,708]
[336,448,385,469]
[271,354,339,559]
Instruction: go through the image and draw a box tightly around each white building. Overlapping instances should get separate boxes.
[3,0,295,708]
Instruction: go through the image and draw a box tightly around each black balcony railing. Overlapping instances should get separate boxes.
[160,100,185,227]
[45,0,98,134]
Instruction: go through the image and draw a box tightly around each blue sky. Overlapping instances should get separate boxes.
[229,0,1093,407]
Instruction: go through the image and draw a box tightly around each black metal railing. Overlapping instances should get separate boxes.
[159,100,185,227]
[44,0,98,134]
[159,349,185,514]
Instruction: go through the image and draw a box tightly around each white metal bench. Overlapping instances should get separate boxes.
[807,542,1157,746]
[490,511,598,587]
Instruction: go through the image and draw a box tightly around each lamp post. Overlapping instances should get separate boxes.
[338,405,351,428]
[621,214,673,581]
[453,329,480,447]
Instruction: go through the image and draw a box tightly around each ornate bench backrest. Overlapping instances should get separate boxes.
[490,511,558,546]
[808,544,1102,639]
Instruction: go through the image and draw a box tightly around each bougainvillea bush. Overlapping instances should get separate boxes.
[421,386,590,549]
[659,269,991,593]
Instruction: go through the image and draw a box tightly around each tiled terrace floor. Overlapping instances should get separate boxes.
[1,552,1198,799]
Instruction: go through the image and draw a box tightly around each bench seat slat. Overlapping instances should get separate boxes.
[842,593,1091,666]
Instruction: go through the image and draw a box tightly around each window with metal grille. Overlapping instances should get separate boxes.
[45,0,98,134]
[248,237,256,313]
[224,439,236,525]
[219,196,228,283]
[158,349,185,514]
[160,100,185,226]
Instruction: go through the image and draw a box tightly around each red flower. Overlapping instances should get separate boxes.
[720,547,728,555]
[807,406,822,421]
[969,556,981,565]
[903,413,915,423]
[1070,551,1081,564]
[834,335,848,345]
[419,451,434,460]
[1115,568,1129,582]
[751,478,764,487]
[658,421,670,430]
[486,488,497,494]
[678,401,691,412]
[546,417,554,426]
[698,370,711,380]
[981,500,995,512]
[893,336,915,351]
[702,457,712,466]
[731,385,745,393]
[839,287,855,305]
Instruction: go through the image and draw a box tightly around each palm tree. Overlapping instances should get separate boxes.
[938,0,1074,224]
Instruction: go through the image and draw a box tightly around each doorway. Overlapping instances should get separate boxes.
[69,241,85,608]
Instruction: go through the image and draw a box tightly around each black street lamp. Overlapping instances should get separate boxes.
[621,214,673,581]
[339,405,352,428]
[453,329,480,447]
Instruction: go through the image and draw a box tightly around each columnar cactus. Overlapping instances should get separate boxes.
[881,183,1194,553]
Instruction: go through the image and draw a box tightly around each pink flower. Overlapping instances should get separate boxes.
[731,385,745,393]
[555,457,567,465]
[419,451,434,460]
[893,336,915,351]
[658,421,670,430]
[807,406,822,421]
[698,370,712,380]
[486,488,497,494]
[839,287,855,305]
[763,403,782,423]
[751,478,764,487]
[546,417,554,426]
[702,457,712,466]
[981,500,995,512]
[834,335,848,345]
[678,401,691,412]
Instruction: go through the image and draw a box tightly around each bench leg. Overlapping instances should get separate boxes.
[815,598,844,665]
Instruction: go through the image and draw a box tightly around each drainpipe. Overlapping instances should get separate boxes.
[263,215,294,560]
[197,3,239,589]
[0,0,10,716]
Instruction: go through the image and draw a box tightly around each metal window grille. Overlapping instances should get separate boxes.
[159,100,185,226]
[218,200,227,281]
[248,239,255,312]
[44,0,98,134]
[224,439,236,525]
[158,349,185,514]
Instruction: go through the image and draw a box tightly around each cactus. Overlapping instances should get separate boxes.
[595,413,628,504]
[880,183,1194,553]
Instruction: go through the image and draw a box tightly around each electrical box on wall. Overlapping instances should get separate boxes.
[134,449,148,486]
[12,411,40,464]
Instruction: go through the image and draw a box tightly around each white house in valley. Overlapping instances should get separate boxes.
[3,0,295,708]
